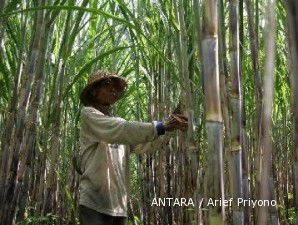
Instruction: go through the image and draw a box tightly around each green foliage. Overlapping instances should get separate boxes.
[17,213,58,225]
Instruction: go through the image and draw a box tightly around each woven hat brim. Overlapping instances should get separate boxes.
[80,75,127,106]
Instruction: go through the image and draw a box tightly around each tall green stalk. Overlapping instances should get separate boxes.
[228,0,244,224]
[201,0,225,223]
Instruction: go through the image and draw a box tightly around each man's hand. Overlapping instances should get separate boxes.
[172,101,182,114]
[164,114,188,131]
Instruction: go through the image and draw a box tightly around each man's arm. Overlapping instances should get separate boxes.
[81,107,161,145]
[129,110,188,154]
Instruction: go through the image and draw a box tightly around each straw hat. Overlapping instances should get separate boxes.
[80,70,128,106]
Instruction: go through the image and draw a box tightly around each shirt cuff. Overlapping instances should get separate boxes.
[155,121,165,136]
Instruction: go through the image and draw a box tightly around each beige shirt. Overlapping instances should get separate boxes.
[78,106,168,217]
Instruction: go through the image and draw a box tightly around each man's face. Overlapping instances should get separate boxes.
[91,79,122,105]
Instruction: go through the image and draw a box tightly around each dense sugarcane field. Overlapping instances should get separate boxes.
[0,0,298,224]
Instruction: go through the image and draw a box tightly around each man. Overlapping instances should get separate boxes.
[78,70,188,225]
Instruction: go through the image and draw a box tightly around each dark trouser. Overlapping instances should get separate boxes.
[79,205,126,225]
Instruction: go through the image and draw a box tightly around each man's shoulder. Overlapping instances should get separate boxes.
[80,106,126,123]
[81,106,105,116]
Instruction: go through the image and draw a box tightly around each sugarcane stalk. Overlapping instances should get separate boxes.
[15,15,49,222]
[201,0,225,223]
[0,5,27,209]
[0,1,46,222]
[257,0,278,224]
[228,0,244,224]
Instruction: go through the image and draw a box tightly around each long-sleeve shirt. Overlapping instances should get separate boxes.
[78,106,169,217]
